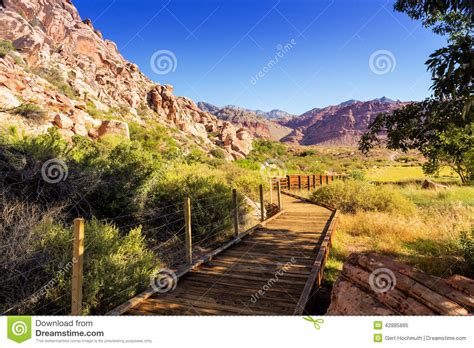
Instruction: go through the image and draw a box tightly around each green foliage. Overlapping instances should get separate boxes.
[310,180,415,214]
[84,141,163,219]
[210,148,226,159]
[348,170,366,181]
[248,139,286,161]
[32,67,75,98]
[459,228,474,272]
[0,39,15,58]
[361,1,474,183]
[148,175,241,243]
[36,218,157,314]
[12,103,47,121]
[129,121,181,160]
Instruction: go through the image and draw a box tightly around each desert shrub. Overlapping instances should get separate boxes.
[83,141,163,220]
[310,180,415,214]
[0,196,66,314]
[12,103,47,121]
[32,67,75,98]
[34,218,157,314]
[129,121,181,160]
[148,175,246,247]
[210,148,226,159]
[86,100,101,118]
[0,39,15,58]
[348,169,366,181]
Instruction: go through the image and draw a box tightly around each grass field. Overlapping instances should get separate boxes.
[312,181,474,288]
[366,165,460,183]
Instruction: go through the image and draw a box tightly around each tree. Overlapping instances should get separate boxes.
[359,0,473,183]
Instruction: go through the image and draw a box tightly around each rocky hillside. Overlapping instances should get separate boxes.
[0,0,252,160]
[198,102,292,141]
[280,97,406,146]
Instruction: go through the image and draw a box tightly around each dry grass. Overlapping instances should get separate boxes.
[321,184,474,285]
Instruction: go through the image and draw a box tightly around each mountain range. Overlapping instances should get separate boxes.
[201,98,406,146]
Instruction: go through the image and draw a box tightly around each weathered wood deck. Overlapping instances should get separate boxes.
[114,193,338,315]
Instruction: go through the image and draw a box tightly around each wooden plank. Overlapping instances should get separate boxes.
[294,209,338,314]
[108,209,287,315]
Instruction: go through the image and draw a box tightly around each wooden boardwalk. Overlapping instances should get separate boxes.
[113,193,338,315]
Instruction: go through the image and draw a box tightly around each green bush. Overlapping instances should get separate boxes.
[310,180,416,214]
[13,103,47,121]
[148,174,245,245]
[348,169,366,181]
[33,67,75,98]
[129,121,181,160]
[210,148,226,159]
[0,40,15,58]
[36,218,157,314]
[84,141,163,219]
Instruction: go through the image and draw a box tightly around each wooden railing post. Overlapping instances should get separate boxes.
[313,174,316,188]
[298,175,302,190]
[287,175,290,190]
[71,218,85,316]
[269,178,273,205]
[232,188,239,237]
[184,197,192,265]
[307,175,311,191]
[277,181,282,211]
[259,184,265,221]
[320,174,323,186]
[326,175,329,185]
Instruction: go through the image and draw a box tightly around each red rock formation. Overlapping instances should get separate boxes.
[280,98,407,146]
[0,0,252,159]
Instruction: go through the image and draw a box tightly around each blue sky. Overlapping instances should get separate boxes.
[73,0,446,114]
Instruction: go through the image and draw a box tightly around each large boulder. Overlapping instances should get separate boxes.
[54,113,74,129]
[422,179,448,190]
[98,120,130,139]
[327,253,473,315]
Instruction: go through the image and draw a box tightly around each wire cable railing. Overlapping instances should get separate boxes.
[0,185,278,316]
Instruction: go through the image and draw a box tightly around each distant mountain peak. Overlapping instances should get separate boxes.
[198,102,294,120]
[372,96,398,104]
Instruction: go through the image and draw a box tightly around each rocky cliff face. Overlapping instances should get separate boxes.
[280,98,406,146]
[0,0,252,160]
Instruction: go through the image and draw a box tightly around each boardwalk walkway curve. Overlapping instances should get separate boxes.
[110,191,338,315]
